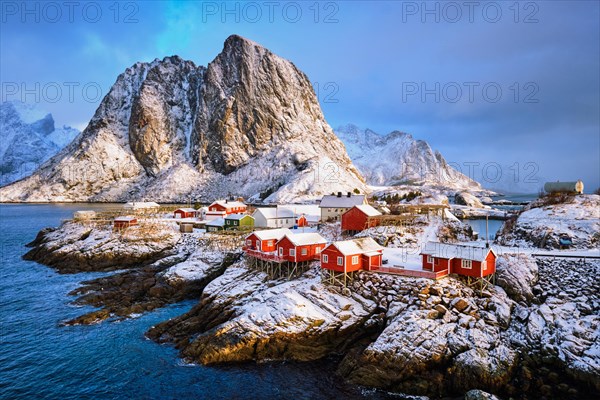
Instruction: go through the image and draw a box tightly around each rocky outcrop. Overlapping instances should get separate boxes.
[23,221,180,273]
[455,192,485,208]
[147,264,381,364]
[496,194,600,249]
[0,35,365,203]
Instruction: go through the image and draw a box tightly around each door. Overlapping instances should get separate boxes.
[279,247,283,256]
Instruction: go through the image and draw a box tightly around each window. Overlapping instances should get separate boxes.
[462,260,472,269]
[322,254,328,263]
[279,248,283,256]
[337,256,343,266]
[226,220,230,225]
[427,255,433,264]
[256,240,260,248]
[315,247,321,254]
[268,240,274,247]
[482,260,487,270]
[246,239,251,246]
[352,256,359,264]
[301,248,307,256]
[290,249,296,256]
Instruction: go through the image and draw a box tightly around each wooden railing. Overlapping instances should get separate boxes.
[243,248,285,263]
[369,265,449,280]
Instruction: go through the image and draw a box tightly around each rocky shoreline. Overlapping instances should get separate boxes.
[23,219,600,399]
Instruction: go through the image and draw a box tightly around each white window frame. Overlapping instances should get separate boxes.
[427,255,433,264]
[337,256,343,266]
[279,248,284,256]
[352,255,359,264]
[322,254,328,263]
[482,260,487,270]
[268,240,274,247]
[315,247,321,254]
[256,240,260,248]
[461,259,472,269]
[246,239,251,246]
[301,248,307,256]
[289,248,296,256]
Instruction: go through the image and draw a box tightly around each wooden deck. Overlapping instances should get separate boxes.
[242,248,286,263]
[368,265,449,280]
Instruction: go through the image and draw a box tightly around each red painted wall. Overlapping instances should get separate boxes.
[341,207,380,232]
[276,236,325,262]
[297,216,308,227]
[321,246,363,272]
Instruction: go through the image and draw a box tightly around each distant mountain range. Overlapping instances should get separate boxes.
[334,124,482,191]
[0,101,79,186]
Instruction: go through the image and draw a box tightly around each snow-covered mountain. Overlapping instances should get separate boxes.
[0,35,365,203]
[0,101,79,186]
[335,124,482,191]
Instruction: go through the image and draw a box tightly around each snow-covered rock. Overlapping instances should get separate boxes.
[455,192,485,208]
[495,254,538,304]
[335,124,481,191]
[0,35,365,203]
[496,194,600,249]
[0,101,79,186]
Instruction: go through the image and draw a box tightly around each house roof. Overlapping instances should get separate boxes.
[252,207,295,219]
[123,202,160,210]
[327,237,383,256]
[319,194,366,208]
[351,204,382,217]
[420,242,495,262]
[283,233,327,246]
[175,208,197,213]
[210,200,247,209]
[225,213,253,221]
[115,216,136,222]
[205,217,225,227]
[249,228,292,241]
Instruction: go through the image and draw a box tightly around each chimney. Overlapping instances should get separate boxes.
[337,192,342,197]
[225,199,228,203]
[347,192,351,197]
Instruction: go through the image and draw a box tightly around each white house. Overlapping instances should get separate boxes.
[319,193,366,221]
[252,206,298,228]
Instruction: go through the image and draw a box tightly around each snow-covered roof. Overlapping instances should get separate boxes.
[420,242,495,262]
[210,200,247,209]
[352,204,382,217]
[250,228,292,241]
[253,207,295,219]
[319,194,366,208]
[123,201,160,210]
[115,216,136,222]
[175,208,197,212]
[205,217,225,227]
[226,213,253,221]
[283,233,327,246]
[327,237,383,256]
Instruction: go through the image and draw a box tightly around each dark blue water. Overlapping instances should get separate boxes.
[461,219,504,241]
[0,204,402,400]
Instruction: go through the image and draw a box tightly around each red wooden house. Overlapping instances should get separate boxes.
[276,233,327,263]
[296,215,309,227]
[114,216,138,229]
[341,204,382,232]
[321,237,383,273]
[244,228,292,253]
[420,242,496,278]
[208,200,247,215]
[174,208,199,219]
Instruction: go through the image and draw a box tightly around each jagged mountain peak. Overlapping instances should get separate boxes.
[0,36,364,202]
[335,124,481,190]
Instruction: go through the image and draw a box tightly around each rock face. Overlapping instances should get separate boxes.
[0,35,365,203]
[496,194,600,249]
[0,101,79,186]
[455,191,485,208]
[335,124,481,191]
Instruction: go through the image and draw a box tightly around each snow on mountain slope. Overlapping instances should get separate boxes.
[335,124,481,191]
[0,36,365,203]
[0,101,79,186]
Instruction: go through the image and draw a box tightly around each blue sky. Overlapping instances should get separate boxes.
[1,1,599,192]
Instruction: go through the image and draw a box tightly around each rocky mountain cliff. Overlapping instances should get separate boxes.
[335,124,481,191]
[0,101,79,186]
[0,35,365,203]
